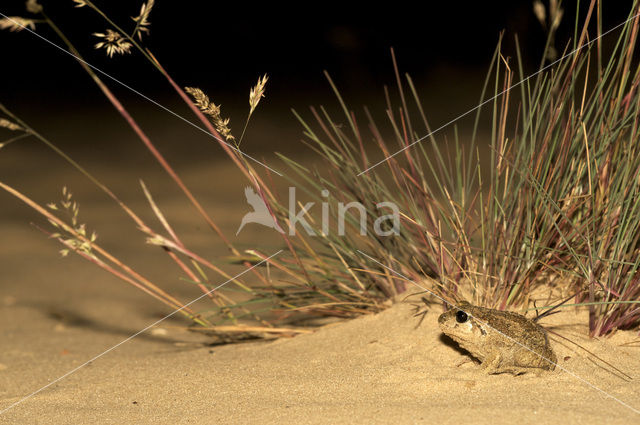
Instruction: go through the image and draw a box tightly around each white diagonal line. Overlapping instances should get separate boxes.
[357,11,640,176]
[356,250,640,415]
[0,250,282,415]
[0,12,283,177]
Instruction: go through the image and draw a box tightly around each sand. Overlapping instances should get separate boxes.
[1,148,639,424]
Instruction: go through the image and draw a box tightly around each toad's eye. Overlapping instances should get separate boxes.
[456,310,468,323]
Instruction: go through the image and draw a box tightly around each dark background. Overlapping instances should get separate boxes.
[0,0,637,155]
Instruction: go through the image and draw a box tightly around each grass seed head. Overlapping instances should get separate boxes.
[48,188,97,259]
[26,0,43,14]
[93,29,133,57]
[0,118,23,131]
[0,17,36,32]
[249,74,269,115]
[533,1,546,27]
[132,0,155,40]
[185,87,235,143]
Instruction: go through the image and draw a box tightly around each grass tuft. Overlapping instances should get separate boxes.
[1,0,639,339]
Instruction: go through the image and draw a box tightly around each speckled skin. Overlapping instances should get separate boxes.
[438,301,557,375]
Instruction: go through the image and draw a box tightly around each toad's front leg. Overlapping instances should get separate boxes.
[481,352,504,374]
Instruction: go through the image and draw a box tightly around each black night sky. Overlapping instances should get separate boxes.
[1,1,637,154]
[3,2,634,93]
